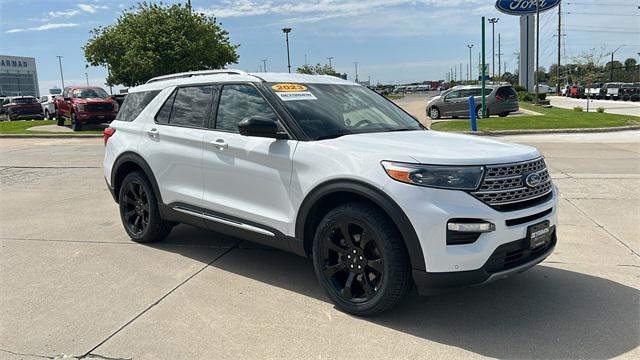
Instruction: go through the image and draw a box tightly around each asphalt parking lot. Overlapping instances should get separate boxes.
[1,132,639,359]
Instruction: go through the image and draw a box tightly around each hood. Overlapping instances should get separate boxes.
[322,130,540,166]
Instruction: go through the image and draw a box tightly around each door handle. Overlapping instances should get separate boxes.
[211,138,228,150]
[147,128,159,138]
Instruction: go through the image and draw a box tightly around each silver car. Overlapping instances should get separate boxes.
[427,85,519,119]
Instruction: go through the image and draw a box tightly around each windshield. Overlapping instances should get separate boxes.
[13,97,38,104]
[269,83,422,140]
[72,88,109,98]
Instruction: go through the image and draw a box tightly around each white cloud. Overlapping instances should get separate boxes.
[78,4,109,14]
[47,9,81,18]
[5,23,79,34]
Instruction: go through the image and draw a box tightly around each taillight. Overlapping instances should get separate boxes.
[495,95,505,101]
[103,127,116,146]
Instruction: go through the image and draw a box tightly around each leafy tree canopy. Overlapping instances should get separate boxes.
[296,63,339,76]
[84,2,239,87]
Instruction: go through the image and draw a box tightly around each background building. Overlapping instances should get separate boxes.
[0,55,40,97]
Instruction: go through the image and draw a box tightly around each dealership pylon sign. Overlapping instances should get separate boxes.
[495,0,561,91]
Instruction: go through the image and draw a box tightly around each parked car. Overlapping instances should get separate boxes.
[0,96,44,121]
[536,84,555,94]
[427,84,519,119]
[600,82,624,100]
[54,86,118,131]
[619,83,639,101]
[571,85,585,99]
[585,83,603,99]
[104,70,558,315]
[39,94,58,120]
[561,85,571,96]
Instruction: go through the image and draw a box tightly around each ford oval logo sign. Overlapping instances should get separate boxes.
[525,172,542,188]
[495,0,561,15]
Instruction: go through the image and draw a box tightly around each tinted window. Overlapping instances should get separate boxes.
[446,91,461,99]
[115,91,160,122]
[216,84,277,132]
[496,86,517,98]
[40,96,47,103]
[72,88,109,98]
[155,90,175,125]
[170,86,212,127]
[13,97,38,104]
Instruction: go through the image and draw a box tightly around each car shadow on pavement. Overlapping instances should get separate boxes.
[153,225,640,359]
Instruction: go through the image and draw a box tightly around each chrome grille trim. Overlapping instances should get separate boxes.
[472,157,553,207]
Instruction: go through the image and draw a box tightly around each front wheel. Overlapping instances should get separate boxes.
[118,171,172,243]
[312,203,411,316]
[475,106,486,119]
[55,110,64,126]
[71,112,82,131]
[429,106,441,120]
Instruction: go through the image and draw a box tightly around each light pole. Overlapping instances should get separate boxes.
[282,28,292,73]
[327,57,333,68]
[354,62,359,82]
[467,44,474,81]
[261,59,268,72]
[535,0,540,100]
[609,45,627,81]
[56,56,65,89]
[488,17,499,81]
[84,72,89,86]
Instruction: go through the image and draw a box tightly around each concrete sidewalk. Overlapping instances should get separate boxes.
[1,134,638,359]
[549,95,640,117]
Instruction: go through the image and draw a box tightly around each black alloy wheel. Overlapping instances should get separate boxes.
[313,203,411,316]
[118,171,172,243]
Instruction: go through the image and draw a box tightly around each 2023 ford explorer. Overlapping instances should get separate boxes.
[104,70,558,316]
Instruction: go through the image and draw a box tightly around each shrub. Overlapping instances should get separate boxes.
[573,106,584,112]
[514,85,527,92]
[518,92,534,102]
[537,93,547,101]
[596,107,605,113]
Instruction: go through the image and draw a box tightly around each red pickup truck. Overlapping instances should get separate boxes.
[54,86,118,131]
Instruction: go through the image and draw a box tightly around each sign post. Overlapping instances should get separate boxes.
[481,17,486,118]
[469,96,477,131]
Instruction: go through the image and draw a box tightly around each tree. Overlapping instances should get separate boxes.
[84,2,239,87]
[296,63,339,76]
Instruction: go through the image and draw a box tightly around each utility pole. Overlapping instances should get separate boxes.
[488,18,499,80]
[56,56,65,89]
[556,0,562,94]
[467,44,474,82]
[84,72,89,86]
[261,59,268,72]
[282,28,292,73]
[497,33,504,82]
[327,57,333,68]
[535,0,540,101]
[304,54,308,66]
[482,16,487,118]
[354,62,359,82]
[460,63,463,83]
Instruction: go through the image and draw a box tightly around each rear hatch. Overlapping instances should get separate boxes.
[9,98,42,114]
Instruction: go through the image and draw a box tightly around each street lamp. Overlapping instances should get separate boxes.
[261,59,268,72]
[84,72,89,86]
[327,57,333,68]
[354,62,359,82]
[467,44,474,82]
[609,44,627,81]
[488,18,499,81]
[56,55,65,89]
[282,28,292,73]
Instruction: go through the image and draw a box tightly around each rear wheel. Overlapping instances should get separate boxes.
[475,106,486,119]
[71,112,82,131]
[499,112,509,117]
[312,203,411,316]
[44,109,50,120]
[118,171,172,243]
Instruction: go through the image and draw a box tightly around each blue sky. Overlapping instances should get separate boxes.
[1,0,638,93]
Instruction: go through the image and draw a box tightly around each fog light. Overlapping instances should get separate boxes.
[447,222,495,233]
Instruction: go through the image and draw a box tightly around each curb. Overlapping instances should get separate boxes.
[431,125,640,136]
[0,134,103,139]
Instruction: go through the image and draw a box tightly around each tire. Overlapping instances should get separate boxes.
[44,109,50,120]
[499,112,509,117]
[71,112,82,131]
[118,171,172,243]
[312,202,411,316]
[429,106,441,120]
[55,110,65,126]
[475,106,485,119]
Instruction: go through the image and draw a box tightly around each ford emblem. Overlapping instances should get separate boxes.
[495,0,561,15]
[525,173,542,188]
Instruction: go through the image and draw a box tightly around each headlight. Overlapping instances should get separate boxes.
[77,104,86,112]
[381,161,484,190]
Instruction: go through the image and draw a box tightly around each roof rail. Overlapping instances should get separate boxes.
[146,69,249,84]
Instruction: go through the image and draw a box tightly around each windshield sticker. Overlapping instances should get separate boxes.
[275,91,317,101]
[271,84,308,92]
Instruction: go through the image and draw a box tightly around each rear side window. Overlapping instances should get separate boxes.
[115,91,160,122]
[155,86,213,128]
[215,84,278,132]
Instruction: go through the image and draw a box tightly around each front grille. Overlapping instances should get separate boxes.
[471,158,553,211]
[86,103,113,112]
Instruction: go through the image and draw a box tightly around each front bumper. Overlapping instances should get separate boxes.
[413,229,556,295]
[77,112,115,123]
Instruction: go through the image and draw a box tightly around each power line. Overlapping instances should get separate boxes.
[563,11,639,16]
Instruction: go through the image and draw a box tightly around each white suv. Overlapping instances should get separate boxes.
[104,70,558,316]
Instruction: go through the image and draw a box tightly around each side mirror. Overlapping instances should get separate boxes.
[64,97,71,101]
[238,116,287,139]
